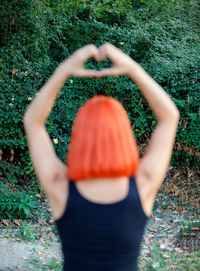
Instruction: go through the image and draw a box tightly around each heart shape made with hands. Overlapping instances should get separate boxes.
[93,45,122,78]
[90,57,113,79]
[83,47,112,78]
[72,43,126,78]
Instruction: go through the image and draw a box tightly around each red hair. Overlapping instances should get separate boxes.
[67,95,139,181]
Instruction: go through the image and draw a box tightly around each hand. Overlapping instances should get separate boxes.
[95,43,135,78]
[60,44,102,78]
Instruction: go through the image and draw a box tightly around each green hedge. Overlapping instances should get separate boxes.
[0,0,199,191]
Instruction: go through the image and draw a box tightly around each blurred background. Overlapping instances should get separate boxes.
[0,0,199,270]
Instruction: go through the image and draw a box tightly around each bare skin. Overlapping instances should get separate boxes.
[23,43,180,221]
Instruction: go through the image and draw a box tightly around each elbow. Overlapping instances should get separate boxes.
[170,110,180,123]
[23,110,44,129]
[168,109,180,125]
[169,104,180,120]
[161,108,180,124]
[172,102,180,119]
[23,109,35,129]
[174,109,180,120]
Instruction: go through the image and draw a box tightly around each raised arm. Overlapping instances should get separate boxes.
[97,43,180,194]
[127,60,180,191]
[23,44,102,196]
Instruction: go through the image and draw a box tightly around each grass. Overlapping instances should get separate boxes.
[19,244,200,271]
[21,257,63,271]
[16,221,37,242]
[139,242,200,271]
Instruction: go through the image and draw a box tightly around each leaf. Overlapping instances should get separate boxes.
[24,207,30,216]
[14,219,21,226]
[39,249,49,255]
[12,68,19,74]
[163,254,170,258]
[175,247,182,253]
[2,219,9,227]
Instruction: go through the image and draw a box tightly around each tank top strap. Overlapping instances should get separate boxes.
[131,176,149,220]
[131,176,142,200]
[68,179,78,200]
[126,176,136,200]
[129,175,134,192]
[130,176,141,201]
[68,176,143,204]
[69,179,76,189]
[54,180,75,223]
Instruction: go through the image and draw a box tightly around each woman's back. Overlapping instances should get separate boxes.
[55,176,149,271]
[52,175,153,221]
[23,43,180,271]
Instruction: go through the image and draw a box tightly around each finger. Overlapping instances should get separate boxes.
[96,45,108,62]
[80,44,102,63]
[78,69,101,78]
[98,43,119,63]
[96,67,122,77]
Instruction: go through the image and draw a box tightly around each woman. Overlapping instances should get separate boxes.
[23,43,180,271]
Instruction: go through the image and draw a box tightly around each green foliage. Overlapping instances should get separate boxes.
[23,256,62,270]
[17,221,37,241]
[0,182,38,220]
[178,219,200,236]
[0,0,200,218]
[138,242,200,270]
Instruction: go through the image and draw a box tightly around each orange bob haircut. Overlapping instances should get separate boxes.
[67,95,139,181]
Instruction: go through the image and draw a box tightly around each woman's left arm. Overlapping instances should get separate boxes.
[23,44,101,194]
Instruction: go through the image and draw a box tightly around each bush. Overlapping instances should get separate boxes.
[0,0,199,218]
[0,182,37,220]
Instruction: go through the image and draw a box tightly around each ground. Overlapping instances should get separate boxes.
[0,202,199,270]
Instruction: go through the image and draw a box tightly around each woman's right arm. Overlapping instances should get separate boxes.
[98,43,180,193]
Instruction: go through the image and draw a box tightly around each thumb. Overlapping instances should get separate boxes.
[96,67,121,77]
[79,69,101,78]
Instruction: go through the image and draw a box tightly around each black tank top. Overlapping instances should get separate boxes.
[55,176,149,271]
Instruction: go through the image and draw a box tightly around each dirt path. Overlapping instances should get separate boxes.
[0,239,61,270]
